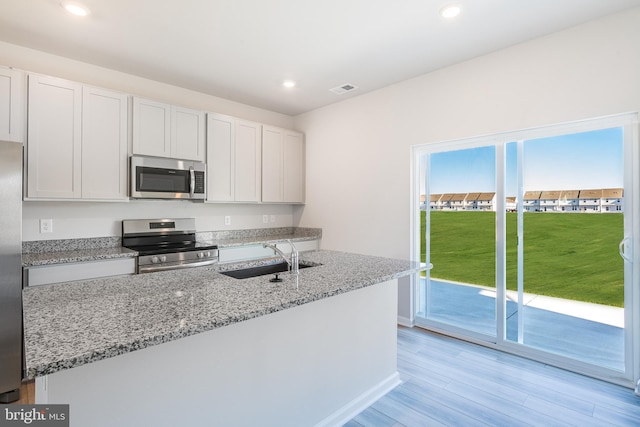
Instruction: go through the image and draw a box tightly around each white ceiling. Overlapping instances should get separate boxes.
[1,0,640,116]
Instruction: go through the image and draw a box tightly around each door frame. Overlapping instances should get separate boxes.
[410,113,639,388]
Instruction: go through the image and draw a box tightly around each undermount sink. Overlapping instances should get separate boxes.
[219,262,318,279]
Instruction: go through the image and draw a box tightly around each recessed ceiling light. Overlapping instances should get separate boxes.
[61,2,91,17]
[440,4,461,19]
[282,80,296,88]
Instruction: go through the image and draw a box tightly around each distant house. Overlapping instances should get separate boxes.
[450,193,466,211]
[439,193,455,210]
[579,189,603,212]
[463,192,480,210]
[559,190,580,212]
[477,192,496,211]
[601,188,623,212]
[523,191,541,212]
[539,190,561,212]
[423,187,622,214]
[429,194,441,210]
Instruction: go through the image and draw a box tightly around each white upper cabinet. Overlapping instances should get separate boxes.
[207,113,262,202]
[207,113,234,201]
[27,74,82,199]
[0,67,26,143]
[172,105,206,162]
[234,119,262,202]
[283,129,305,203]
[262,126,284,202]
[133,97,205,162]
[262,125,305,203]
[27,74,129,200]
[132,97,171,158]
[81,86,129,200]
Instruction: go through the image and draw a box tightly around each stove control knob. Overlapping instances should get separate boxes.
[205,251,211,257]
[197,252,204,259]
[151,256,159,264]
[160,255,167,263]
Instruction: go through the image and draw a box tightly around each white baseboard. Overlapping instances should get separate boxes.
[315,372,401,427]
[397,315,414,327]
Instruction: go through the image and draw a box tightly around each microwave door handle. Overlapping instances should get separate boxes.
[189,166,195,198]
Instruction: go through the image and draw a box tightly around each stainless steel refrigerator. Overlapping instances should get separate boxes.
[0,140,22,403]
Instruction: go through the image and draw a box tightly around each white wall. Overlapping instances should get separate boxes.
[294,8,640,260]
[0,41,299,241]
[22,201,293,241]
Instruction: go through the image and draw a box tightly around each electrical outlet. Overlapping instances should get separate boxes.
[40,219,53,234]
[224,216,231,226]
[262,215,269,224]
[270,215,276,223]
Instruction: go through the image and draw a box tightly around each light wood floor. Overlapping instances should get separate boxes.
[345,326,640,427]
[8,328,640,426]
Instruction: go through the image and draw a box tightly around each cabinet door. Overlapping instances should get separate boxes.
[27,74,82,199]
[261,126,284,203]
[82,87,129,200]
[0,67,25,143]
[132,97,171,158]
[234,120,262,202]
[207,113,234,201]
[172,106,205,161]
[283,130,305,203]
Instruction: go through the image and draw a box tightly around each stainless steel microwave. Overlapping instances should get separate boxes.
[130,155,206,200]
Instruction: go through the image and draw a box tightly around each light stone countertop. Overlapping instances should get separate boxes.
[22,246,138,267]
[21,227,322,267]
[22,250,427,379]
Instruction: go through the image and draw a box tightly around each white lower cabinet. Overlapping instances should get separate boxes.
[27,74,129,201]
[24,258,136,287]
[207,113,262,202]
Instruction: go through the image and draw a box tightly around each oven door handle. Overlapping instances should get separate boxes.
[189,166,195,199]
[138,258,217,274]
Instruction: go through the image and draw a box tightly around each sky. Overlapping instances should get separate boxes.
[426,127,624,196]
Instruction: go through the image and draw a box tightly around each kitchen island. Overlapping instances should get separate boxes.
[23,250,426,427]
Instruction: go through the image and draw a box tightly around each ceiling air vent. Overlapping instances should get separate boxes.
[330,83,359,95]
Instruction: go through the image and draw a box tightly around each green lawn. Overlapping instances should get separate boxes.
[421,211,624,307]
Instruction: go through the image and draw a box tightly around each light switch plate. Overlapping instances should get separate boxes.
[224,216,231,226]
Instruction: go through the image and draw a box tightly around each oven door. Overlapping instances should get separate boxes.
[130,156,205,200]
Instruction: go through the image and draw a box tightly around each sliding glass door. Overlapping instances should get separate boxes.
[418,146,497,338]
[413,115,638,386]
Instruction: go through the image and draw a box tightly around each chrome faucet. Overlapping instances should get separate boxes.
[263,240,299,274]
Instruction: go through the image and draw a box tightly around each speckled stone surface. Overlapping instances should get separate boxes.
[23,250,426,379]
[199,227,322,247]
[22,237,123,254]
[22,247,138,267]
[22,228,321,267]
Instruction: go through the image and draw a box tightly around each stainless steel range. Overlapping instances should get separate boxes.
[122,218,218,274]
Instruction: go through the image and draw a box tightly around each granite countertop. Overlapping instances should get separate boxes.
[22,247,138,267]
[23,250,427,379]
[21,227,322,267]
[212,231,319,248]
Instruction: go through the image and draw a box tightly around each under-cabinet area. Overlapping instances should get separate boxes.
[2,65,305,204]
